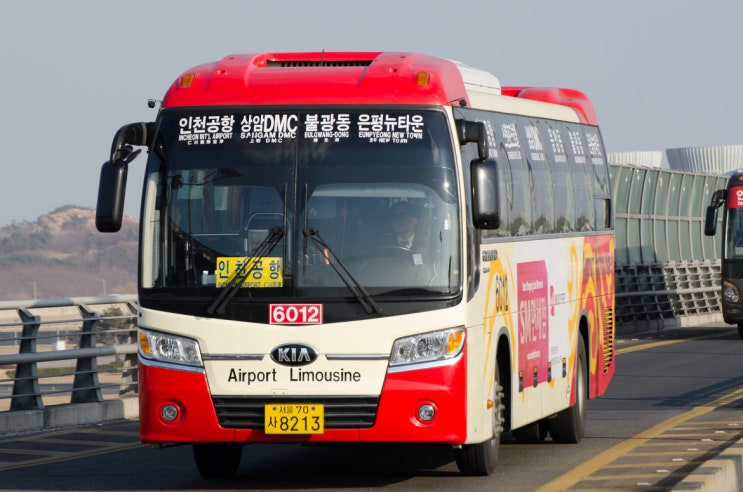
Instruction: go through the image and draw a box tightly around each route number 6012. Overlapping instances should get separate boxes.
[269,304,323,325]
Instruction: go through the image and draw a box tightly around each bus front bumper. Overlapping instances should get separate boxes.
[138,358,467,445]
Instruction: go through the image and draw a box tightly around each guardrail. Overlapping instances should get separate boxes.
[0,295,139,433]
[610,164,725,333]
[615,261,722,332]
[0,286,723,435]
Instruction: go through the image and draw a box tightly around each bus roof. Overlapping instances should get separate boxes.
[161,52,598,125]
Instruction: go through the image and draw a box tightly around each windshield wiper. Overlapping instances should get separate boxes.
[303,227,382,315]
[207,226,285,315]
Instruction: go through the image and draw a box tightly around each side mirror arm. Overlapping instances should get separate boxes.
[111,122,154,164]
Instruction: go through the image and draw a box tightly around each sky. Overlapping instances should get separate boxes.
[1,0,741,225]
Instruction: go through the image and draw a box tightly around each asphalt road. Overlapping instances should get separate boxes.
[2,323,743,491]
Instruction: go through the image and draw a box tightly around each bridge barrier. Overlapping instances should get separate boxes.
[0,295,139,433]
[610,164,726,333]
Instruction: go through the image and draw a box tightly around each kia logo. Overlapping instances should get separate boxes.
[270,343,318,367]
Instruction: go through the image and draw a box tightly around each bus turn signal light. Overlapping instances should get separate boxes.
[415,71,430,86]
[180,72,196,88]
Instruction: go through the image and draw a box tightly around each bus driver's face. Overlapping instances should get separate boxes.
[390,207,417,239]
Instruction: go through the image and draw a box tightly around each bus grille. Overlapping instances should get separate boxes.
[267,60,372,68]
[212,396,380,429]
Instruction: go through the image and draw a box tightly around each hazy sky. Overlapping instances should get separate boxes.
[1,0,741,225]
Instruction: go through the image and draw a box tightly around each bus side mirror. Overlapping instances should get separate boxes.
[704,189,726,236]
[456,119,489,160]
[704,205,718,236]
[96,160,128,232]
[471,158,500,229]
[96,122,151,233]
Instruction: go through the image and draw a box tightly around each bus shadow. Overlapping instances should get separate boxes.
[225,442,462,488]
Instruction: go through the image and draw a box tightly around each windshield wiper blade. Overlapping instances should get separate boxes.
[303,227,382,315]
[207,226,285,316]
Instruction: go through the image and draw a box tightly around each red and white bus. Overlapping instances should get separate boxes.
[706,172,743,337]
[96,52,615,478]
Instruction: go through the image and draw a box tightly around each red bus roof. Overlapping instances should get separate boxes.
[161,52,598,125]
[162,52,470,108]
[501,86,599,126]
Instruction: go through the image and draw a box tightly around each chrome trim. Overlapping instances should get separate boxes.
[138,354,206,374]
[201,354,388,361]
[202,354,264,361]
[386,352,463,374]
[325,354,389,361]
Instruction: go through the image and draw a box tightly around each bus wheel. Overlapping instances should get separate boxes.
[737,323,743,339]
[192,443,243,479]
[512,419,549,443]
[454,363,504,476]
[548,334,587,443]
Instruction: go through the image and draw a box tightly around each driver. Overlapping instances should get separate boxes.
[384,201,419,251]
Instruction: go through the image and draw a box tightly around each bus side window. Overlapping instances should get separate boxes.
[522,121,553,235]
[565,125,594,232]
[542,121,573,233]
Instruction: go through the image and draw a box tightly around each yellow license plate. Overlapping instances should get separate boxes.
[264,404,324,434]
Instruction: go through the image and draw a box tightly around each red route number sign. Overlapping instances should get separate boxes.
[269,304,323,325]
[728,186,743,209]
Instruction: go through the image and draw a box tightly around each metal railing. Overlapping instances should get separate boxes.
[0,287,723,431]
[0,295,138,413]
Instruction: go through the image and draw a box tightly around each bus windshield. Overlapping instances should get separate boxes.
[726,206,743,259]
[141,108,461,303]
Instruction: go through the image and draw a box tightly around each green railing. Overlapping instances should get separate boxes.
[611,164,725,331]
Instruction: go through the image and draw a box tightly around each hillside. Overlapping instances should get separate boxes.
[0,206,137,301]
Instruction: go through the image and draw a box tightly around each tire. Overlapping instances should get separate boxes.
[192,443,243,479]
[548,334,587,444]
[512,419,548,444]
[454,363,504,476]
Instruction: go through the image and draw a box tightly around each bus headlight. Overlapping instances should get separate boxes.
[389,327,465,367]
[139,328,203,367]
[723,281,740,304]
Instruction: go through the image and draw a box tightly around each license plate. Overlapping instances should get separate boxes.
[264,404,324,434]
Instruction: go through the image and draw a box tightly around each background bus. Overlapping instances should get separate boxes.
[705,171,743,337]
[96,51,615,478]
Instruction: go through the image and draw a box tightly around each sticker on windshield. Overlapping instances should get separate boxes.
[178,115,236,145]
[239,114,299,143]
[173,112,428,147]
[357,114,425,143]
[216,257,283,288]
[304,113,351,142]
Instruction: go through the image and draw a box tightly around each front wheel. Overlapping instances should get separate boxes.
[548,334,587,443]
[192,443,243,479]
[454,363,504,476]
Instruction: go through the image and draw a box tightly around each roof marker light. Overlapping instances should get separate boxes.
[180,73,196,88]
[415,71,430,86]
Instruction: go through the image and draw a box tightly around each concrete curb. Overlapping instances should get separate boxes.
[671,440,743,492]
[0,398,139,435]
